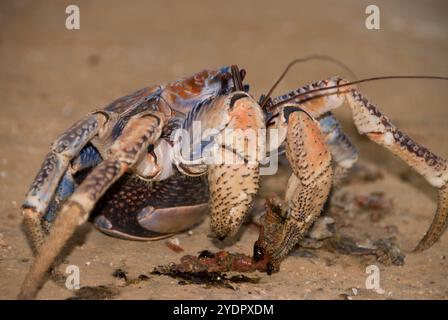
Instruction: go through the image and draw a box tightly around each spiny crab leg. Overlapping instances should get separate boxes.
[345,89,448,251]
[318,111,358,187]
[273,77,448,252]
[254,109,333,272]
[18,111,164,300]
[197,92,266,240]
[22,112,109,255]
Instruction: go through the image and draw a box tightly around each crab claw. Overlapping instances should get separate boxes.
[205,92,266,240]
[252,108,334,272]
[208,156,259,240]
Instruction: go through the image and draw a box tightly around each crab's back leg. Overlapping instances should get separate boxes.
[22,112,108,254]
[18,111,164,300]
[43,145,103,230]
[275,78,448,251]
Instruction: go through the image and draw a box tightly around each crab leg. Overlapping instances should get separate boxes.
[43,145,103,230]
[18,111,164,299]
[345,90,448,251]
[318,111,358,186]
[201,92,265,240]
[274,78,448,251]
[254,109,333,271]
[22,112,108,254]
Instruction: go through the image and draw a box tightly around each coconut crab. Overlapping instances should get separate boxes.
[19,63,448,299]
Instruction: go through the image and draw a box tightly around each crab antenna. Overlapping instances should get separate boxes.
[269,75,448,110]
[260,55,358,109]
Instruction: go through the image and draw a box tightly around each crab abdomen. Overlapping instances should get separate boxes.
[92,174,209,240]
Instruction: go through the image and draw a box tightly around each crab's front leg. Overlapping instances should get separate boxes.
[207,93,267,239]
[210,105,268,241]
[181,92,266,240]
[254,108,333,272]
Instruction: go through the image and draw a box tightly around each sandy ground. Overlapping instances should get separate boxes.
[0,0,447,300]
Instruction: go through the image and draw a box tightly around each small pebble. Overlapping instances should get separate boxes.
[85,261,91,266]
[376,288,385,294]
[171,238,180,246]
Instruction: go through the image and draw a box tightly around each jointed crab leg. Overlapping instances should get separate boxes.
[318,111,358,186]
[18,111,164,299]
[206,93,266,240]
[274,78,448,251]
[22,112,108,254]
[43,145,103,230]
[254,109,333,271]
[345,89,448,251]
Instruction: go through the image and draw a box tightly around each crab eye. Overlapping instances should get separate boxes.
[218,73,233,94]
[220,72,231,85]
[221,72,232,82]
